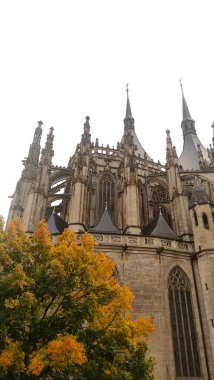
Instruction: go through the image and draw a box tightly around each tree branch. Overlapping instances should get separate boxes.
[41,295,57,320]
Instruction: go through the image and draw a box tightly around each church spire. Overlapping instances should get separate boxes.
[126,84,132,117]
[180,81,196,136]
[40,127,54,166]
[124,84,134,130]
[178,82,209,170]
[180,80,192,120]
[22,121,43,178]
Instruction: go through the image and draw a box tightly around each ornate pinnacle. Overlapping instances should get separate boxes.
[38,120,43,128]
[211,122,214,147]
[126,83,129,96]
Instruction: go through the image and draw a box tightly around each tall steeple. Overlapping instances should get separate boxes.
[7,121,43,224]
[178,82,209,170]
[22,121,43,180]
[121,85,152,160]
[40,127,54,166]
[180,81,196,136]
[124,84,135,130]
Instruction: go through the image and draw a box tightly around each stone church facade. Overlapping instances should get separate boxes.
[7,87,214,379]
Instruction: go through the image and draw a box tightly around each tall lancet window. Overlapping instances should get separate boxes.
[98,174,115,221]
[168,267,201,378]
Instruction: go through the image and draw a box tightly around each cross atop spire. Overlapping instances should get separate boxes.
[124,83,134,130]
[125,83,132,118]
[180,80,193,121]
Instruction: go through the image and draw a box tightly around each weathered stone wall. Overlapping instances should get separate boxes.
[92,234,209,380]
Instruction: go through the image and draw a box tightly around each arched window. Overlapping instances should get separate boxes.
[139,183,148,228]
[193,210,198,226]
[168,267,201,378]
[98,174,115,221]
[202,213,209,229]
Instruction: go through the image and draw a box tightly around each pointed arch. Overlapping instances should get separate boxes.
[193,210,198,226]
[98,173,115,222]
[202,213,209,229]
[168,266,201,377]
[139,181,149,228]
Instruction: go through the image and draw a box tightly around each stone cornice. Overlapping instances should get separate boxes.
[89,233,193,254]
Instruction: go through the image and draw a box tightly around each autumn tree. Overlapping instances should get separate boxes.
[0,218,155,379]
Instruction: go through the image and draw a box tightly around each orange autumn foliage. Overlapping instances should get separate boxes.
[46,336,87,370]
[0,218,156,379]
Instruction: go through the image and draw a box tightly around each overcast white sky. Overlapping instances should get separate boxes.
[1,0,214,222]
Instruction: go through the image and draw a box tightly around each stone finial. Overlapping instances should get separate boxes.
[38,120,43,128]
[211,122,214,147]
[84,116,90,134]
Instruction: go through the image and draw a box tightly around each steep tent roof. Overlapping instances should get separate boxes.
[189,184,212,208]
[89,208,121,234]
[178,83,209,170]
[178,133,209,171]
[47,212,68,235]
[142,213,180,240]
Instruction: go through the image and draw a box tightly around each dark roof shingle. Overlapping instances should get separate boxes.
[47,213,68,235]
[142,213,180,240]
[89,209,121,234]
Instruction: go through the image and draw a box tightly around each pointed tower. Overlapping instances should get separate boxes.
[121,85,151,160]
[7,121,43,224]
[178,83,209,170]
[189,177,214,367]
[67,117,91,232]
[166,129,192,240]
[189,176,214,251]
[22,127,54,232]
[208,122,214,167]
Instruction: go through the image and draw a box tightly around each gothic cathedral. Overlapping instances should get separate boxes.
[7,86,214,379]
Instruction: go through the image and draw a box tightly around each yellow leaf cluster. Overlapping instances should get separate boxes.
[33,220,51,247]
[4,297,20,308]
[0,342,25,373]
[28,336,87,376]
[46,335,87,370]
[92,284,134,331]
[50,258,66,277]
[5,218,29,251]
[28,349,47,376]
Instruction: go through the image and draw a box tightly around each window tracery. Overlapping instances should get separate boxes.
[98,174,115,221]
[152,185,169,202]
[168,267,201,378]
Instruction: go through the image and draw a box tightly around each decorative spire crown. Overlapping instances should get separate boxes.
[40,127,54,166]
[180,80,193,121]
[124,84,134,129]
[125,83,132,117]
[179,80,196,137]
